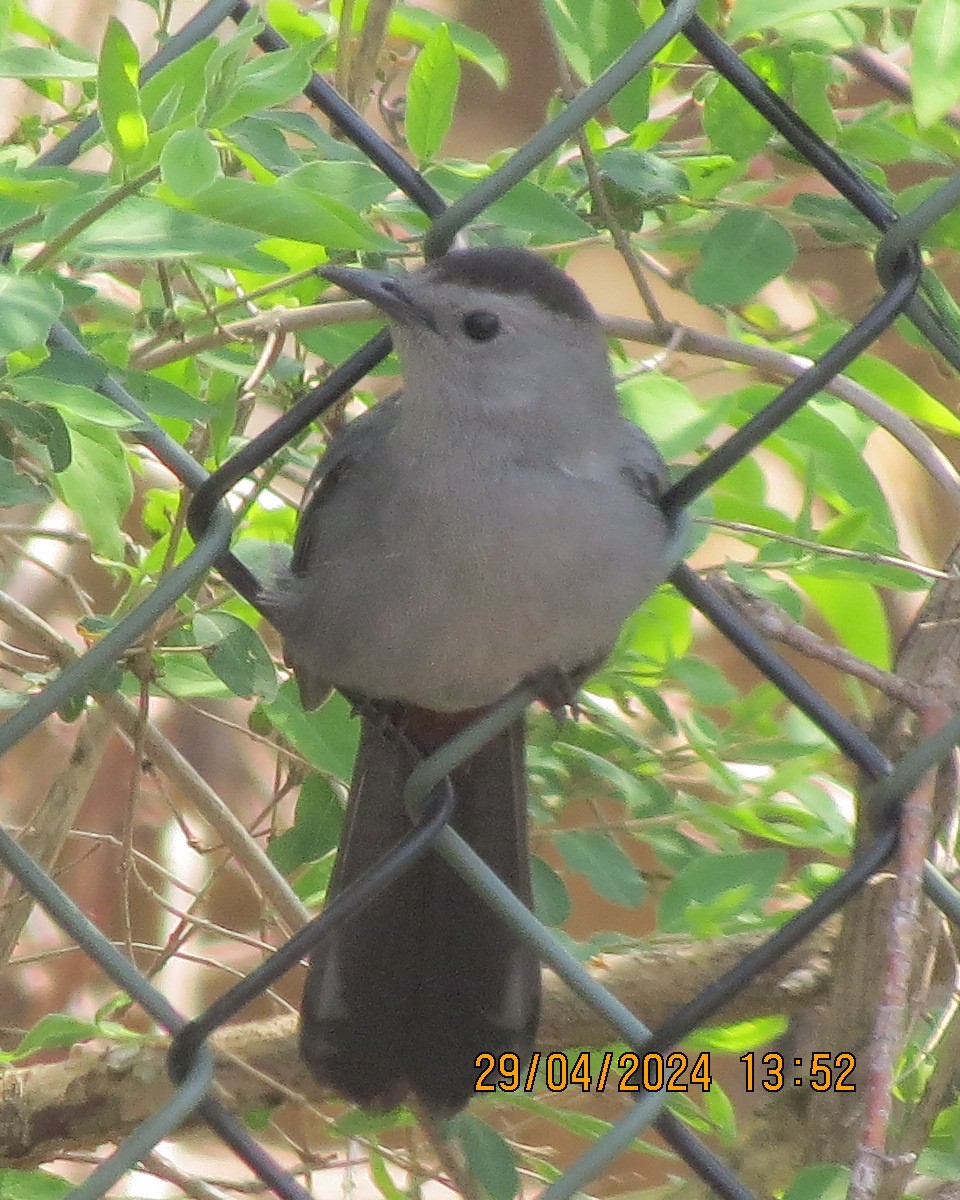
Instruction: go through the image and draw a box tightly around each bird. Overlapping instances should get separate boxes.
[261,245,679,1115]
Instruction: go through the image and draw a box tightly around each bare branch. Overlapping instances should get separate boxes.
[0,591,308,934]
[0,924,833,1166]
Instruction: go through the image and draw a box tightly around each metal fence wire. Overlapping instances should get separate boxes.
[4,2,960,1199]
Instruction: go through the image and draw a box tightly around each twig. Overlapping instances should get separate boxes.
[347,0,395,110]
[129,296,960,520]
[130,298,363,368]
[0,706,113,969]
[140,1150,236,1200]
[0,590,308,934]
[0,923,833,1165]
[412,1107,481,1200]
[25,167,160,272]
[10,931,296,1006]
[335,0,356,100]
[0,534,96,616]
[576,135,671,333]
[848,703,946,1200]
[841,47,960,131]
[603,314,960,515]
[707,573,936,711]
[541,4,670,332]
[133,267,325,360]
[706,518,954,583]
[0,524,89,543]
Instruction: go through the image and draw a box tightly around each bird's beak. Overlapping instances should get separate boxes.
[319,265,436,330]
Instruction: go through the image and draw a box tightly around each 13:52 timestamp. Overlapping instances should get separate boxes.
[740,1051,856,1092]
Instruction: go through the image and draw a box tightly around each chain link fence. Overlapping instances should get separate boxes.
[3,2,960,1198]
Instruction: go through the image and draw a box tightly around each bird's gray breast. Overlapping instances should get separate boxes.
[277,433,668,711]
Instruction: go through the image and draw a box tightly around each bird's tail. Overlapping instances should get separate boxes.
[299,707,540,1115]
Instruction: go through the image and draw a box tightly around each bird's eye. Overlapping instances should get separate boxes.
[461,310,501,341]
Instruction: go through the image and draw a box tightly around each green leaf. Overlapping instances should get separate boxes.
[19,350,207,424]
[2,1014,102,1062]
[690,211,797,305]
[620,373,736,459]
[702,1080,737,1143]
[557,743,653,810]
[0,46,95,79]
[670,656,738,706]
[140,37,217,131]
[789,192,877,243]
[702,76,773,158]
[503,1091,612,1138]
[427,168,595,241]
[201,22,262,125]
[595,147,689,208]
[259,681,360,781]
[226,115,303,175]
[34,413,71,472]
[659,849,787,934]
[449,1114,520,1200]
[160,129,221,197]
[0,398,71,471]
[726,0,887,39]
[283,161,395,211]
[391,6,508,87]
[267,773,343,874]
[912,0,960,128]
[553,830,645,907]
[795,573,891,669]
[530,855,571,925]
[53,418,133,558]
[753,394,896,542]
[169,177,400,250]
[541,0,649,129]
[0,1170,74,1200]
[406,24,461,163]
[847,356,960,434]
[619,587,693,664]
[153,652,234,699]
[205,43,315,128]
[97,18,148,164]
[0,167,80,206]
[193,612,278,700]
[919,1147,960,1182]
[10,377,142,429]
[266,0,331,44]
[685,1015,788,1052]
[334,1104,416,1139]
[121,369,208,422]
[0,271,63,354]
[243,1106,274,1131]
[789,51,840,141]
[291,854,336,906]
[781,1165,850,1200]
[367,1150,409,1200]
[839,109,952,167]
[0,459,50,507]
[680,154,746,202]
[59,196,287,271]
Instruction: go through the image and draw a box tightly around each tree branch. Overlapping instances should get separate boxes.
[0,925,832,1166]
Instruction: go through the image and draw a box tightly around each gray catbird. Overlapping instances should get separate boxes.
[263,246,679,1114]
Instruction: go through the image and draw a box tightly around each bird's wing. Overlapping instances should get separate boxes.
[618,420,669,502]
[290,393,401,576]
[260,395,401,708]
[619,421,690,568]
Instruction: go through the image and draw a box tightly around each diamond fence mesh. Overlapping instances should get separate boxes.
[3,2,960,1199]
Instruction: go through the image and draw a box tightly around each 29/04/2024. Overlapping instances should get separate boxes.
[473,1050,858,1094]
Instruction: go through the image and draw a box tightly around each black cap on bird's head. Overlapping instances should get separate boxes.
[420,247,596,322]
[319,246,597,329]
